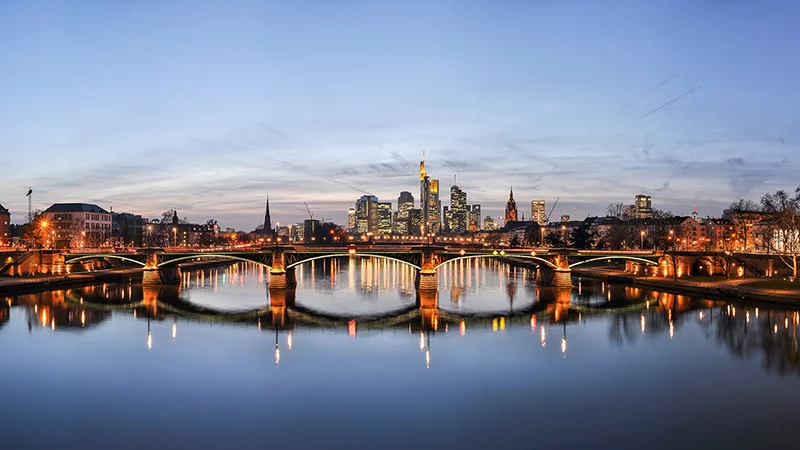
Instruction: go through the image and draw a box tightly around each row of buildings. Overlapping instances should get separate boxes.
[0,202,220,249]
[345,158,554,237]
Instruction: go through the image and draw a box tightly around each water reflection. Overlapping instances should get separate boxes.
[3,259,800,378]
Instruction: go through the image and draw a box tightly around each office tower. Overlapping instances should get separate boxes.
[396,191,414,235]
[347,207,356,233]
[468,204,481,231]
[419,156,441,235]
[483,216,496,230]
[377,202,392,235]
[531,200,546,225]
[448,179,468,234]
[634,194,653,219]
[355,195,378,234]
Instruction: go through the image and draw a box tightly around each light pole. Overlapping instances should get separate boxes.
[172,227,177,247]
[640,230,645,249]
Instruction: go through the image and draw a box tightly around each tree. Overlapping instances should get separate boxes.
[509,234,521,248]
[570,223,597,249]
[523,223,542,246]
[727,198,762,251]
[761,188,800,279]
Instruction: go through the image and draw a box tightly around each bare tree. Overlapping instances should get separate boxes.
[761,188,800,279]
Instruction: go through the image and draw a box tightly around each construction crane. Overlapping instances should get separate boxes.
[304,202,314,220]
[545,198,560,223]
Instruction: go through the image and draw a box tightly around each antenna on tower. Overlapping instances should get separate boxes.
[26,186,33,223]
[454,174,456,185]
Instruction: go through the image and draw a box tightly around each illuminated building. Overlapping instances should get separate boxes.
[484,215,496,230]
[0,203,9,245]
[419,157,441,235]
[41,203,112,248]
[447,178,468,234]
[395,191,414,234]
[409,209,422,236]
[355,195,378,234]
[468,204,481,231]
[634,194,653,219]
[347,207,356,233]
[377,202,392,235]
[504,188,518,223]
[531,200,546,225]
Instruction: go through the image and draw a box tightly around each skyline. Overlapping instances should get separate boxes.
[2,1,799,229]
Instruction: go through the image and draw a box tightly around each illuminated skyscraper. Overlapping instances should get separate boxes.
[347,207,356,233]
[355,195,378,234]
[634,194,653,219]
[377,202,392,235]
[447,178,468,234]
[531,200,546,225]
[505,188,518,223]
[419,156,441,235]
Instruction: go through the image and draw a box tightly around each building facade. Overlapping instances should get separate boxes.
[504,188,518,224]
[531,200,546,225]
[41,203,112,248]
[0,203,9,246]
[377,202,392,235]
[419,158,441,235]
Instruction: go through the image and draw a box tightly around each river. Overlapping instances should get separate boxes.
[1,257,799,449]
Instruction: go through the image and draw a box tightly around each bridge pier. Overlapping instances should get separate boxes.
[141,251,181,286]
[268,247,296,290]
[415,245,441,292]
[535,250,572,288]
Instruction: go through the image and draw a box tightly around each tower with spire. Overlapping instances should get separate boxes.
[505,187,518,223]
[263,195,274,236]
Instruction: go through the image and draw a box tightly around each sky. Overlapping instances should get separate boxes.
[1,0,799,230]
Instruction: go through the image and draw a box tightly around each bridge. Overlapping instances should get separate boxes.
[51,245,666,290]
[7,245,783,292]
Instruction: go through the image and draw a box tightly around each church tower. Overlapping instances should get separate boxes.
[263,195,274,236]
[505,188,518,224]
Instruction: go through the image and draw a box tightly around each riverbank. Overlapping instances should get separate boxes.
[574,267,800,306]
[0,258,237,297]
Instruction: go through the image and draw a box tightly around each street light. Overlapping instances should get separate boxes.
[172,227,177,247]
[640,230,645,249]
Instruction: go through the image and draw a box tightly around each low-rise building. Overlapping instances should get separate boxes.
[41,203,112,248]
[0,203,10,246]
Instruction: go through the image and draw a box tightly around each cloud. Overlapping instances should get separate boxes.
[725,157,746,166]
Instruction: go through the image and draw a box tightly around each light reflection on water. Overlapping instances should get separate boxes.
[2,258,800,448]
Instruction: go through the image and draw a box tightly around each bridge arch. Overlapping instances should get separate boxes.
[156,254,272,268]
[64,254,147,267]
[286,253,422,270]
[569,255,659,269]
[434,254,557,270]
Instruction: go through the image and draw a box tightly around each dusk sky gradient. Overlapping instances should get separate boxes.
[2,0,799,230]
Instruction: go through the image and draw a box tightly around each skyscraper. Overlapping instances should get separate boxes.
[355,195,379,234]
[468,204,481,231]
[505,188,518,223]
[347,207,356,233]
[634,194,653,219]
[419,156,441,235]
[531,200,546,225]
[377,202,392,235]
[448,178,468,234]
[396,191,414,235]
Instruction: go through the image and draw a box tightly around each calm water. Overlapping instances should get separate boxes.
[2,257,800,449]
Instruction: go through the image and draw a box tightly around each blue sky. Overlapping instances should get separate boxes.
[1,0,799,229]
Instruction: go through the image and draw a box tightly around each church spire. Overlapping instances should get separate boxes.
[263,194,273,235]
